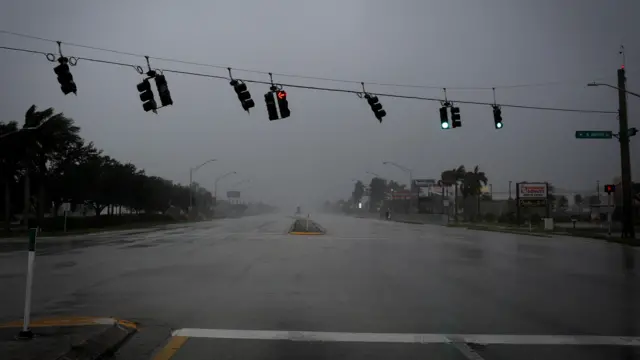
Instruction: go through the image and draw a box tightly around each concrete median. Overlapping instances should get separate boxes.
[289,218,325,235]
[0,316,137,360]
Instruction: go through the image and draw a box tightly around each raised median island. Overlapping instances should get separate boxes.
[289,217,325,235]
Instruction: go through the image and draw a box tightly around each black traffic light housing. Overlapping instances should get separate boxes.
[137,79,157,112]
[450,106,461,128]
[53,57,77,95]
[439,106,449,129]
[276,90,290,118]
[492,105,503,129]
[604,184,616,194]
[365,94,386,122]
[230,80,255,112]
[154,74,173,107]
[264,91,279,121]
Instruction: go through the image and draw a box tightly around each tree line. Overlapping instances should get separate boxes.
[0,105,214,231]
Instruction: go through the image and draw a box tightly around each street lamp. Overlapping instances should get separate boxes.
[587,82,640,99]
[382,161,413,187]
[366,171,381,178]
[215,171,237,198]
[189,159,217,210]
[0,119,51,140]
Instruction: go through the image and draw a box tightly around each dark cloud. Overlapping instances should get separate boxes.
[1,0,638,208]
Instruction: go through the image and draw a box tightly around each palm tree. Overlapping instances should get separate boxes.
[440,165,465,218]
[22,105,81,226]
[461,166,488,198]
[0,121,21,231]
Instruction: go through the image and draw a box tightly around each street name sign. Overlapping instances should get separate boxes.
[575,131,613,139]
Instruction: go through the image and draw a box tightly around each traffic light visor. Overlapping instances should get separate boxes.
[235,83,248,93]
[137,80,151,92]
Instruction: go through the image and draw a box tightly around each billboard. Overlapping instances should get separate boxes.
[412,179,438,198]
[227,191,241,198]
[518,183,547,199]
[413,179,436,187]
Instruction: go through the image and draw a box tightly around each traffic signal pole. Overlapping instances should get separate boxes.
[617,67,635,240]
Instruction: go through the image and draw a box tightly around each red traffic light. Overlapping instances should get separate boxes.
[277,91,287,100]
[604,184,616,193]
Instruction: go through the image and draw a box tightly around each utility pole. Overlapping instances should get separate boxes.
[617,66,635,240]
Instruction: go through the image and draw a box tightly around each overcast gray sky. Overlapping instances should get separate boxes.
[1,0,638,209]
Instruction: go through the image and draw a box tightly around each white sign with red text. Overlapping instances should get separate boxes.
[518,183,547,199]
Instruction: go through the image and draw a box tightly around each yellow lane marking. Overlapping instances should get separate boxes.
[0,316,135,329]
[117,319,138,329]
[152,336,189,360]
[289,232,324,235]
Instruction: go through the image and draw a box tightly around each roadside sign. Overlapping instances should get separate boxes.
[519,199,547,207]
[518,183,548,199]
[575,131,613,139]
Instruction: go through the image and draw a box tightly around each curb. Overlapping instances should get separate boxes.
[448,224,552,238]
[59,321,137,360]
[0,317,137,360]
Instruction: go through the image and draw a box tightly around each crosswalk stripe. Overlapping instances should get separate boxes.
[170,329,640,346]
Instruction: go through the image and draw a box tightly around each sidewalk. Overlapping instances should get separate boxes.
[0,316,136,360]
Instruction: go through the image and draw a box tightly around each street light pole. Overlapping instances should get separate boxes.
[214,171,237,198]
[587,82,640,99]
[383,161,414,212]
[382,161,413,187]
[508,181,513,200]
[189,159,217,210]
[616,68,635,240]
[0,120,50,141]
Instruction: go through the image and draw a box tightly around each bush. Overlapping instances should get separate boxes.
[483,213,497,223]
[498,212,517,224]
[31,213,175,232]
[529,214,542,225]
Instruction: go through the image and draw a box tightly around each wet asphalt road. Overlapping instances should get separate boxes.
[0,213,639,359]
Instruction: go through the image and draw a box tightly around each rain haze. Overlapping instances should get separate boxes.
[1,0,639,210]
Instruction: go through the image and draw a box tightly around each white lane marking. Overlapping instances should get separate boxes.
[171,329,640,346]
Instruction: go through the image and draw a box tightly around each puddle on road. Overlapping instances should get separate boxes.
[124,243,157,249]
[53,260,77,269]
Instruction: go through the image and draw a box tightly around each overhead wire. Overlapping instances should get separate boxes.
[0,29,610,91]
[0,42,618,114]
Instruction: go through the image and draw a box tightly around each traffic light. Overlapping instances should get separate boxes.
[439,107,449,129]
[230,80,255,112]
[53,57,77,95]
[264,91,279,120]
[365,94,386,122]
[276,90,290,118]
[154,75,173,107]
[450,106,461,128]
[604,184,616,194]
[492,105,503,129]
[136,79,157,112]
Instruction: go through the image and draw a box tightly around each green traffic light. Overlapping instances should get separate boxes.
[495,122,503,129]
[441,122,450,129]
